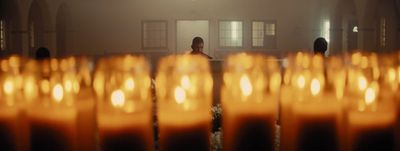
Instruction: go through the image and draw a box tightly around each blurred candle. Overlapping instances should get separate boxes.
[28,60,78,151]
[291,55,342,151]
[222,54,279,151]
[280,52,312,151]
[156,55,212,151]
[97,56,153,151]
[71,57,97,151]
[0,76,19,151]
[347,86,396,151]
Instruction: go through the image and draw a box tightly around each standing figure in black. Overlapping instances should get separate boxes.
[190,37,212,59]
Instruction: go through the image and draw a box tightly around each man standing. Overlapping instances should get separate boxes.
[190,37,212,59]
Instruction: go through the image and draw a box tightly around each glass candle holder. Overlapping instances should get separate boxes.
[345,53,397,151]
[28,58,79,151]
[156,54,213,151]
[0,56,24,151]
[222,53,280,151]
[97,55,154,151]
[290,54,343,151]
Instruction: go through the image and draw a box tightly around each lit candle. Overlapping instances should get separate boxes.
[280,52,313,151]
[291,55,343,151]
[28,60,78,151]
[71,57,97,151]
[156,55,212,151]
[97,56,154,151]
[347,87,396,151]
[221,53,279,151]
[0,76,19,151]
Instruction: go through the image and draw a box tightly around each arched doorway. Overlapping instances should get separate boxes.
[28,0,52,57]
[0,0,22,55]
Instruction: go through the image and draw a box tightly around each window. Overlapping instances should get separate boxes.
[142,21,168,49]
[320,20,330,42]
[380,18,386,48]
[219,21,243,47]
[252,21,277,48]
[0,20,5,51]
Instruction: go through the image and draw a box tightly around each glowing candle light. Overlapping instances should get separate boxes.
[0,77,19,151]
[29,60,78,151]
[157,55,212,151]
[98,56,153,151]
[222,53,278,151]
[290,54,343,151]
[347,86,396,151]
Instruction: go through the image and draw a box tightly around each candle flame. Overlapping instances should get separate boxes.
[364,87,376,105]
[3,80,14,95]
[64,80,73,93]
[124,78,135,91]
[52,84,64,103]
[297,75,306,89]
[111,89,125,108]
[240,75,252,97]
[181,75,191,89]
[24,78,37,99]
[357,76,367,91]
[310,78,321,96]
[41,80,50,94]
[388,68,396,82]
[174,86,186,104]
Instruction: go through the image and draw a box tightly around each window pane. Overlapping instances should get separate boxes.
[142,21,168,49]
[252,21,264,47]
[265,23,276,36]
[219,21,243,47]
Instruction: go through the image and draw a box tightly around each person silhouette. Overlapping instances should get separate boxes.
[35,47,50,60]
[190,37,212,59]
[313,37,328,56]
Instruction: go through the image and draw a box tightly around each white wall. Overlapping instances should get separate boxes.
[3,0,400,58]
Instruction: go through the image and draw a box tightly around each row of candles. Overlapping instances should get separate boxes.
[0,51,399,151]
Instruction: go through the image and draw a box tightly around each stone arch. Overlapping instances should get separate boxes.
[0,0,23,55]
[28,0,52,57]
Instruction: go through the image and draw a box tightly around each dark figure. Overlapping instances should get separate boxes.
[35,47,50,60]
[190,37,212,59]
[313,37,328,56]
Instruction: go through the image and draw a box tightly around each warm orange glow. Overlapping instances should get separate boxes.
[388,68,396,82]
[41,80,50,94]
[357,76,367,91]
[64,79,73,93]
[111,89,125,108]
[73,80,80,94]
[52,84,64,103]
[269,72,281,93]
[297,75,306,89]
[124,78,135,91]
[180,75,191,90]
[174,86,186,104]
[364,87,376,105]
[24,77,37,99]
[3,80,14,95]
[310,78,321,96]
[240,75,252,97]
[398,66,400,85]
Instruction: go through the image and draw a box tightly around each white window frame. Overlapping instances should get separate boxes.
[218,20,243,48]
[0,20,6,51]
[141,20,168,50]
[251,20,277,49]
